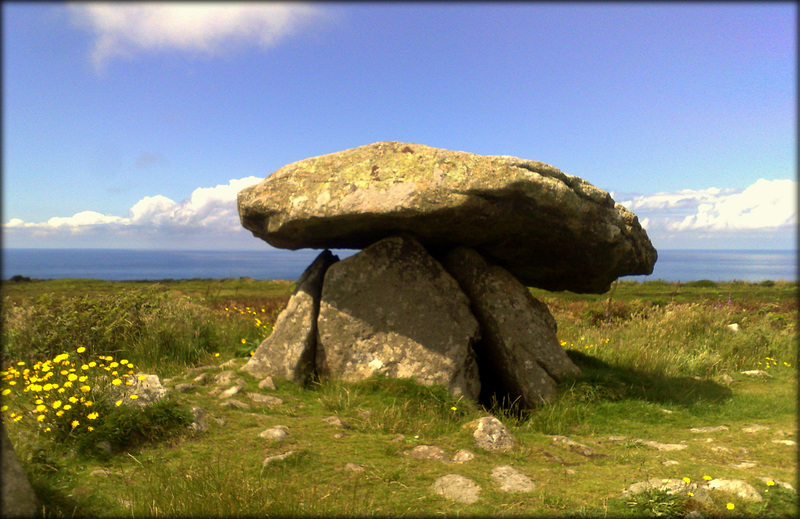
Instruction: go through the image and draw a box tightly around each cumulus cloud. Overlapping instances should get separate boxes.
[3,176,263,243]
[68,2,327,70]
[618,179,796,231]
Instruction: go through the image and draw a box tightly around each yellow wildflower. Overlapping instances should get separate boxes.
[37,415,46,422]
[138,375,147,381]
[52,400,62,409]
[71,420,79,428]
[80,385,91,393]
[36,404,47,412]
[726,503,735,510]
[115,400,122,406]
[682,477,691,484]
[112,379,122,385]
[129,394,139,400]
[87,412,99,420]
[76,347,86,353]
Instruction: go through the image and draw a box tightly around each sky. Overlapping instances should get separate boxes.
[3,2,796,252]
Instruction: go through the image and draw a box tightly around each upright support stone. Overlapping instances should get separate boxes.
[442,247,580,407]
[316,235,481,398]
[242,249,338,382]
[1,423,40,518]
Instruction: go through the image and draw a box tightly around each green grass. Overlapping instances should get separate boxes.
[1,278,797,517]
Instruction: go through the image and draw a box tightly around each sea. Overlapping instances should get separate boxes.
[1,248,796,283]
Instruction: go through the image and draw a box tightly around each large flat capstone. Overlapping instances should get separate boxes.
[315,234,481,398]
[238,141,656,293]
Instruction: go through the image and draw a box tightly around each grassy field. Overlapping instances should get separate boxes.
[1,277,796,517]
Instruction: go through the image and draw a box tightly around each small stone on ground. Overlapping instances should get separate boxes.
[490,465,535,492]
[430,474,481,504]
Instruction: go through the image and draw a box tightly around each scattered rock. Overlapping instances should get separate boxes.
[174,383,196,393]
[218,385,242,399]
[771,439,797,446]
[451,449,475,464]
[89,469,112,477]
[622,478,712,505]
[710,446,730,453]
[729,461,757,469]
[219,399,250,410]
[469,416,515,452]
[262,451,296,467]
[741,424,770,434]
[549,435,602,457]
[430,474,481,504]
[213,370,238,386]
[726,323,740,332]
[322,416,349,428]
[192,372,210,385]
[705,478,763,502]
[690,425,729,433]
[662,460,680,466]
[740,370,772,378]
[112,373,168,407]
[390,434,406,443]
[242,250,338,382]
[442,246,580,407]
[259,426,289,441]
[316,235,481,398]
[490,465,535,492]
[403,445,449,461]
[757,477,795,492]
[220,358,243,369]
[258,376,277,390]
[344,463,365,472]
[719,373,734,385]
[237,141,656,293]
[246,393,284,405]
[190,406,208,432]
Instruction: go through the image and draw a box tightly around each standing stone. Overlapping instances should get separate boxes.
[238,141,656,293]
[443,246,580,407]
[316,235,481,398]
[242,250,338,382]
[1,424,40,518]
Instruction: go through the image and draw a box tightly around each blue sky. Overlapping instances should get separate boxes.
[3,2,796,251]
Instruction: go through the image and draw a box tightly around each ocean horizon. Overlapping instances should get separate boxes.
[1,248,796,284]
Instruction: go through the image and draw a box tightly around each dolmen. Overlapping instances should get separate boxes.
[237,142,656,408]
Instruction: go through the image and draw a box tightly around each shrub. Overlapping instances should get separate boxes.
[1,288,228,372]
[0,347,192,455]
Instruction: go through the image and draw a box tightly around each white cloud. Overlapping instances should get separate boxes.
[618,178,796,232]
[3,176,263,242]
[68,2,327,70]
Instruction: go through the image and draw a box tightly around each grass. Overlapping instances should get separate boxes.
[1,278,796,517]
